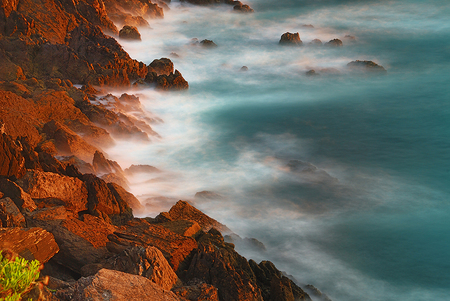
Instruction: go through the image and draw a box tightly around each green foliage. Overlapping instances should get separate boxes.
[0,252,40,301]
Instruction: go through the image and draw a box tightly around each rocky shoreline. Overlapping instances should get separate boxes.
[0,0,337,300]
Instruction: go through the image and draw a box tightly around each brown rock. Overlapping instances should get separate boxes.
[16,170,88,213]
[200,39,217,47]
[325,39,343,47]
[0,178,37,212]
[124,164,161,175]
[27,206,70,225]
[119,25,141,40]
[149,58,175,76]
[233,3,254,13]
[160,220,201,237]
[0,133,26,179]
[71,269,181,301]
[101,173,130,190]
[92,150,123,175]
[0,197,26,227]
[172,279,219,301]
[107,182,144,214]
[280,32,302,45]
[113,218,198,271]
[158,200,231,233]
[0,227,59,263]
[347,60,387,73]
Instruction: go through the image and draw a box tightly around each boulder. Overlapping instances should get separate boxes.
[146,70,189,91]
[325,39,343,47]
[233,3,254,13]
[0,133,26,179]
[0,227,59,263]
[149,58,174,76]
[200,39,217,47]
[157,200,231,233]
[0,197,26,227]
[81,246,179,290]
[347,60,387,73]
[279,32,302,45]
[172,279,219,301]
[108,182,144,214]
[16,170,88,213]
[309,39,322,46]
[119,25,141,40]
[71,269,181,301]
[160,220,201,237]
[92,150,123,175]
[27,206,70,226]
[0,178,37,212]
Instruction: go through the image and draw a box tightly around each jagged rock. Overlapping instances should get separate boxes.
[309,39,322,46]
[325,39,343,47]
[160,220,202,237]
[280,32,302,45]
[224,234,266,252]
[347,60,387,72]
[92,151,123,175]
[149,58,174,76]
[103,0,164,20]
[0,227,59,263]
[148,70,189,90]
[110,218,198,271]
[124,164,161,175]
[0,133,26,179]
[107,182,143,213]
[157,200,231,233]
[233,3,254,13]
[71,269,181,301]
[304,285,332,301]
[101,173,130,190]
[119,25,141,40]
[249,260,311,301]
[82,174,133,226]
[0,197,26,227]
[81,246,179,290]
[172,279,219,301]
[182,229,264,301]
[200,39,217,47]
[16,170,88,214]
[27,206,70,226]
[0,178,37,212]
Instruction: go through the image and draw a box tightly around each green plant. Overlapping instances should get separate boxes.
[0,251,40,301]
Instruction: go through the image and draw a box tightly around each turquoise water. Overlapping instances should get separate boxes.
[110,0,450,300]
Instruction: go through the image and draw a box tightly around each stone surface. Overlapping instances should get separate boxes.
[0,197,26,227]
[0,133,26,179]
[92,150,123,175]
[119,25,141,40]
[200,39,217,47]
[72,269,181,301]
[280,32,302,45]
[0,227,59,263]
[149,58,174,76]
[124,164,161,175]
[160,220,201,237]
[16,170,88,213]
[347,60,387,72]
[233,3,254,13]
[0,178,37,212]
[325,39,343,47]
[108,182,144,214]
[172,279,219,301]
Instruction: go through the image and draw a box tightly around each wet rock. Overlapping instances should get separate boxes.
[280,32,302,45]
[240,66,249,71]
[325,39,343,47]
[149,58,175,76]
[172,278,219,301]
[148,70,189,91]
[16,170,88,214]
[224,233,266,252]
[119,25,141,40]
[157,200,231,233]
[347,60,387,73]
[0,197,26,227]
[200,39,217,47]
[110,218,198,271]
[0,178,37,212]
[0,227,59,263]
[71,269,181,301]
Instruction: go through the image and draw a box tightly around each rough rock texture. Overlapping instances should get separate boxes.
[233,3,254,13]
[280,32,302,45]
[16,170,88,213]
[92,150,123,175]
[0,178,37,212]
[0,227,59,263]
[61,215,117,248]
[0,197,26,227]
[119,25,141,40]
[347,60,387,72]
[149,58,175,76]
[157,200,231,233]
[160,220,202,237]
[145,69,189,91]
[109,218,198,271]
[124,164,161,175]
[304,285,332,301]
[182,229,264,301]
[27,206,70,225]
[108,182,144,214]
[0,133,26,179]
[82,246,179,290]
[200,39,217,47]
[71,269,181,301]
[173,279,220,301]
[325,39,343,47]
[249,260,311,301]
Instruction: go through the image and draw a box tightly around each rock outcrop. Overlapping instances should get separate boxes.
[280,32,302,45]
[325,39,343,47]
[347,60,387,72]
[119,25,142,40]
[0,197,26,227]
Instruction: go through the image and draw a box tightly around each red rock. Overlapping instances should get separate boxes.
[172,279,219,301]
[0,197,26,227]
[0,133,26,179]
[16,170,88,214]
[0,227,59,263]
[107,182,144,214]
[71,269,181,301]
[0,178,37,212]
[280,32,302,45]
[160,220,201,237]
[92,150,123,175]
[119,25,141,40]
[149,58,174,76]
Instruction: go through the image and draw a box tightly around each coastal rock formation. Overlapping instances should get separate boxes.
[146,69,189,91]
[0,197,26,227]
[124,164,161,175]
[200,39,218,47]
[172,279,220,301]
[71,269,181,301]
[0,227,59,263]
[119,25,142,40]
[0,133,26,179]
[233,3,254,13]
[347,60,387,72]
[325,39,343,47]
[309,39,322,46]
[0,178,37,212]
[280,32,302,45]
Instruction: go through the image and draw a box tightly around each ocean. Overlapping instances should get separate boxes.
[106,0,450,300]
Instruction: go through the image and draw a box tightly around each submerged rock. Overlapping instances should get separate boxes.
[279,32,302,45]
[200,39,218,47]
[325,38,343,47]
[347,60,387,73]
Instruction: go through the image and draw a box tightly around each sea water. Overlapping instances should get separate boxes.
[107,0,450,300]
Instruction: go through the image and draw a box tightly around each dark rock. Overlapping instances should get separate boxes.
[280,32,302,45]
[305,70,319,76]
[224,234,266,252]
[302,24,314,28]
[309,39,322,46]
[92,151,123,175]
[107,182,145,214]
[325,39,343,47]
[200,39,217,47]
[194,191,223,200]
[124,164,161,175]
[154,70,189,91]
[0,197,26,227]
[119,25,141,40]
[0,133,26,179]
[0,178,37,212]
[149,58,175,76]
[71,269,182,301]
[172,278,219,301]
[27,206,70,226]
[0,227,59,263]
[347,60,387,73]
[233,4,254,13]
[304,284,332,301]
[240,66,249,71]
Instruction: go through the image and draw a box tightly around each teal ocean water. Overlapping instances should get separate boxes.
[109,0,450,300]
